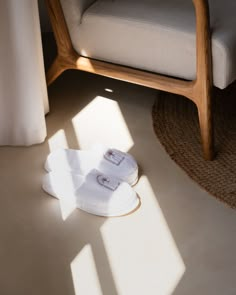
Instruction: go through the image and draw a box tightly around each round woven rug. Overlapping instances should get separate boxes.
[152,82,236,209]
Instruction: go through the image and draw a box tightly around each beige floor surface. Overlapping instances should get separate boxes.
[0,46,236,295]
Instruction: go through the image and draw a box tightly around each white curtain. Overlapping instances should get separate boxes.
[0,0,49,146]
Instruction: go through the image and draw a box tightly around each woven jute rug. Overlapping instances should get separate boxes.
[152,82,236,209]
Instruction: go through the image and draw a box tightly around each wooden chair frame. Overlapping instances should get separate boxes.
[45,0,214,160]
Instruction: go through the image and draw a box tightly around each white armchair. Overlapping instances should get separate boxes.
[45,0,236,160]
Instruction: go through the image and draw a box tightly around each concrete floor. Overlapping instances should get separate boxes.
[0,50,236,294]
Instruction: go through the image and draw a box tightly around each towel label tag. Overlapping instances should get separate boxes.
[97,175,120,191]
[104,149,125,166]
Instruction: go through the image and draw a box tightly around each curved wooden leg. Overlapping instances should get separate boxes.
[196,89,214,160]
[46,56,65,86]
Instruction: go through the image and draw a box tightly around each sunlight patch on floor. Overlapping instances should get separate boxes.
[58,198,77,221]
[105,88,114,93]
[71,96,134,151]
[100,175,185,295]
[48,129,69,151]
[46,97,185,294]
[71,244,103,295]
[47,129,77,220]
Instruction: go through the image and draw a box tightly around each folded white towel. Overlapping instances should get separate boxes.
[42,169,140,217]
[45,144,138,186]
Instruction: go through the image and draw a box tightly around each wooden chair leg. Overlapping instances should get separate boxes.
[193,0,214,160]
[196,89,214,160]
[46,56,66,86]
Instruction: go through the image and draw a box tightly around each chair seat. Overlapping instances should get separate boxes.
[65,0,236,89]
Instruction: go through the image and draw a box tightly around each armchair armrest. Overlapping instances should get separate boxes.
[45,0,96,58]
[60,0,96,27]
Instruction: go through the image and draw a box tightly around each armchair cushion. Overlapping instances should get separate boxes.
[60,0,96,40]
[62,0,236,89]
